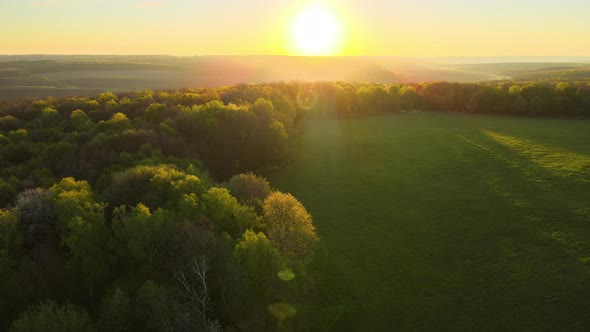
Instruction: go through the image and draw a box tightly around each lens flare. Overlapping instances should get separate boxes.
[296,88,319,110]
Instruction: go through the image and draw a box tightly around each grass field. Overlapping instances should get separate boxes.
[269,113,590,331]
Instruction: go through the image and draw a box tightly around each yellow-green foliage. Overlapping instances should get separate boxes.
[144,103,167,123]
[70,109,93,131]
[263,191,318,260]
[112,203,174,265]
[0,133,9,145]
[109,164,205,209]
[8,129,28,143]
[96,112,131,133]
[0,115,21,131]
[97,92,118,104]
[41,107,60,125]
[0,209,22,257]
[49,177,102,226]
[229,230,286,330]
[201,187,261,237]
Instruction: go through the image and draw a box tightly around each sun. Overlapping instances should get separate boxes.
[291,3,342,56]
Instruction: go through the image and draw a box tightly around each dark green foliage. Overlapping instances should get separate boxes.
[228,172,271,207]
[135,280,175,332]
[2,143,32,164]
[227,230,287,331]
[0,85,302,203]
[144,103,167,124]
[112,204,175,271]
[9,300,93,332]
[0,115,22,132]
[99,289,134,332]
[0,84,318,329]
[0,209,23,256]
[70,109,94,132]
[0,180,17,207]
[0,158,313,330]
[107,164,204,210]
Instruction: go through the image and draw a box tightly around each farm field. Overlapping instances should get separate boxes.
[269,113,590,331]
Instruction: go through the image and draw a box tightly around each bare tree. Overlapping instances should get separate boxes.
[175,256,211,327]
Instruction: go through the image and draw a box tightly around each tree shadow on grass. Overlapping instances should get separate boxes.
[451,130,590,329]
[482,130,590,184]
[457,130,590,267]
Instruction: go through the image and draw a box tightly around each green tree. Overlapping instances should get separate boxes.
[228,230,286,331]
[0,133,9,146]
[136,280,173,332]
[70,109,94,131]
[201,187,261,238]
[0,115,22,132]
[0,180,17,209]
[556,82,577,97]
[49,177,94,225]
[251,98,275,124]
[511,95,528,114]
[0,209,23,271]
[400,86,419,110]
[263,192,319,262]
[269,121,288,164]
[9,300,93,332]
[99,288,134,332]
[112,204,174,269]
[508,85,522,96]
[108,164,205,210]
[97,92,118,104]
[144,103,167,124]
[530,96,546,115]
[40,107,61,128]
[8,129,28,144]
[96,112,131,133]
[49,177,109,305]
[227,172,271,206]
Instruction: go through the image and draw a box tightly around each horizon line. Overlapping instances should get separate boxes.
[1,54,590,58]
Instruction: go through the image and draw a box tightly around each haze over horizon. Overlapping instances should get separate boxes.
[2,0,589,57]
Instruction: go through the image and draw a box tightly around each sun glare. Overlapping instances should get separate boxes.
[291,3,342,56]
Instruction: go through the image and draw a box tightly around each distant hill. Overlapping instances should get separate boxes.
[1,55,589,100]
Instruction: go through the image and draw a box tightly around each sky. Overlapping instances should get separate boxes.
[1,0,589,56]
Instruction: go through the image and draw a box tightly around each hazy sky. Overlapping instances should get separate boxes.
[1,0,589,56]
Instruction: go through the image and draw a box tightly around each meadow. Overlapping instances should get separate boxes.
[270,113,590,331]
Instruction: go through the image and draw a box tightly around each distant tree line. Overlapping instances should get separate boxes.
[305,81,590,117]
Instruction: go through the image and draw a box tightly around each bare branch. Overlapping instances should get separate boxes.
[175,256,211,327]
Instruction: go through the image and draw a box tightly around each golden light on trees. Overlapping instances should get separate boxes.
[263,191,319,260]
[290,3,343,56]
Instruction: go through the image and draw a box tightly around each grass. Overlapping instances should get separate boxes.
[269,113,590,331]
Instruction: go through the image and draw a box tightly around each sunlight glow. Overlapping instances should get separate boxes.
[291,3,342,56]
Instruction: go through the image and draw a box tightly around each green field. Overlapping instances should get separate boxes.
[269,113,590,331]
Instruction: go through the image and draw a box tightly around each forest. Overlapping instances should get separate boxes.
[0,79,589,331]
